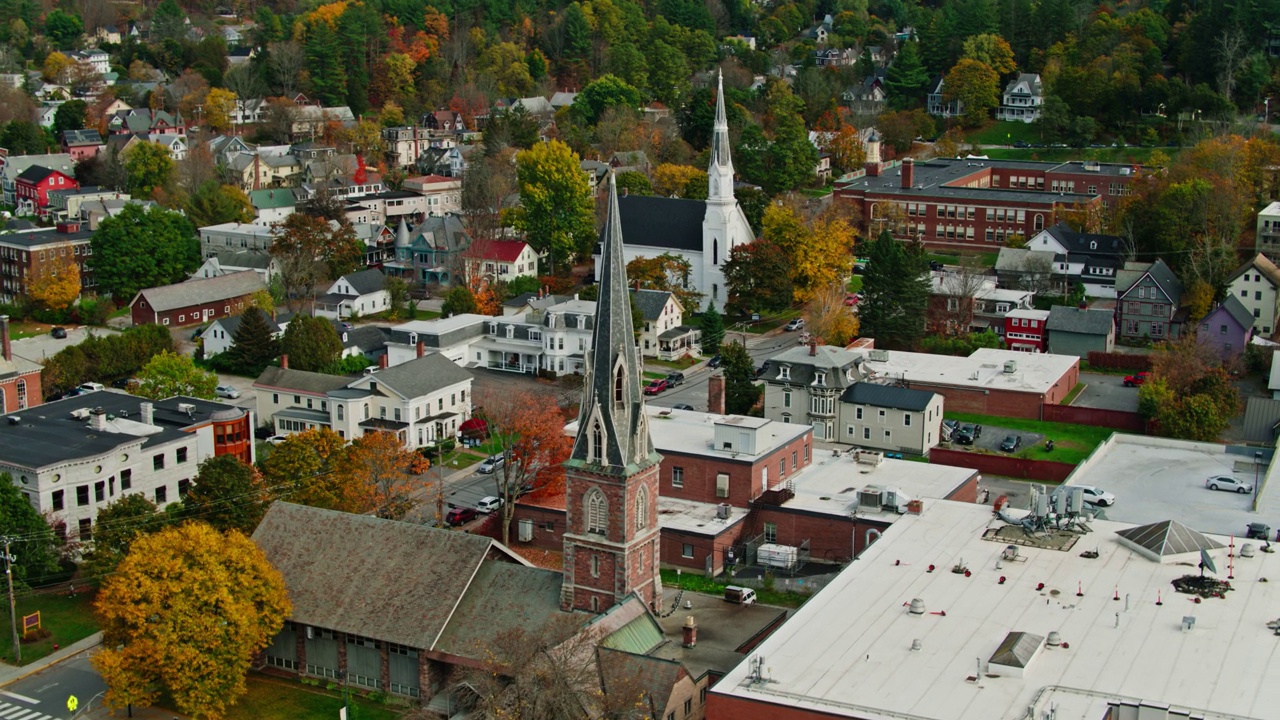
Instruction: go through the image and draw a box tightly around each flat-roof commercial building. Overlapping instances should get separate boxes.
[710,500,1280,720]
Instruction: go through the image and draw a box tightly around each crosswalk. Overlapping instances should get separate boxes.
[0,700,57,720]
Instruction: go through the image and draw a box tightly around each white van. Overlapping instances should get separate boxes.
[477,496,504,513]
[724,586,757,605]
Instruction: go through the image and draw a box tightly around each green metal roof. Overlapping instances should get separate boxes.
[599,612,664,655]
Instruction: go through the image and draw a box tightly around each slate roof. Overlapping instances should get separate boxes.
[1040,222,1125,256]
[336,324,388,352]
[252,502,536,653]
[763,345,864,389]
[1211,294,1256,331]
[1117,258,1182,303]
[1005,73,1043,96]
[337,268,385,296]
[631,289,674,321]
[430,560,567,658]
[616,195,706,252]
[132,270,265,313]
[16,166,58,184]
[1115,519,1223,559]
[840,383,936,412]
[252,365,351,395]
[358,353,472,398]
[1046,305,1114,335]
[409,214,470,252]
[598,647,686,717]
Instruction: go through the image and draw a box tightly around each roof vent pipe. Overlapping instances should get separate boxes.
[1046,631,1062,647]
[908,598,926,615]
[910,639,922,651]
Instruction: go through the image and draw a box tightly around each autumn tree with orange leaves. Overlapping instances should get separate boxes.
[26,243,80,311]
[475,389,573,545]
[334,430,430,520]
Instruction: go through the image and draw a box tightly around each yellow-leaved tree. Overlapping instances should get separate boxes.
[92,522,291,719]
[805,281,861,347]
[652,163,708,198]
[762,203,856,304]
[26,243,80,310]
[203,87,238,132]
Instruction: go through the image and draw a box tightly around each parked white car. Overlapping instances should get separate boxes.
[1205,475,1253,494]
[1077,485,1116,507]
[477,496,504,513]
[215,385,241,399]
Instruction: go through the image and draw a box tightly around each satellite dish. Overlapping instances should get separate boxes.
[1199,548,1218,576]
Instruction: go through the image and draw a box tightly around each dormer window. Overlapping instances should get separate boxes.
[779,366,791,380]
[1089,241,1097,250]
[506,326,514,339]
[815,372,827,386]
[488,322,498,334]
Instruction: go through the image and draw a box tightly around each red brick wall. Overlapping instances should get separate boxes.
[661,525,747,575]
[1043,404,1145,432]
[131,293,254,328]
[563,461,661,611]
[0,372,41,413]
[660,434,812,508]
[708,693,846,720]
[510,504,566,551]
[930,447,1075,482]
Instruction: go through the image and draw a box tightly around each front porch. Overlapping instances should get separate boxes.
[656,325,702,361]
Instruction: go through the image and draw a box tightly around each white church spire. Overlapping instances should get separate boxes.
[707,69,734,204]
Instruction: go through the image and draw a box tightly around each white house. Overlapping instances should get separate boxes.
[465,240,539,283]
[192,250,280,284]
[632,289,701,361]
[996,73,1044,123]
[314,268,389,320]
[837,383,945,456]
[199,310,291,357]
[253,353,473,449]
[198,222,279,257]
[148,133,187,160]
[403,174,462,216]
[1256,201,1280,262]
[1226,253,1280,337]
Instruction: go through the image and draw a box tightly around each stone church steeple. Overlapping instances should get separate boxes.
[561,173,663,613]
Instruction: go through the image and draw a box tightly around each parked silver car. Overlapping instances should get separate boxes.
[1205,475,1253,494]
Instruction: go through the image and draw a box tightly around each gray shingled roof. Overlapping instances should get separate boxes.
[631,289,673,321]
[763,345,864,389]
[1216,294,1255,331]
[132,270,265,313]
[253,365,351,395]
[251,502,508,651]
[598,647,685,718]
[1118,259,1182,303]
[357,353,472,398]
[431,560,568,659]
[616,196,706,252]
[840,383,935,411]
[1046,305,1114,335]
[1115,519,1223,559]
[338,268,385,296]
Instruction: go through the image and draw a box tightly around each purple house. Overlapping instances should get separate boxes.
[1197,294,1254,359]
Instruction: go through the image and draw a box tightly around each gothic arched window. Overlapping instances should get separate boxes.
[635,486,649,530]
[591,421,604,463]
[712,237,719,265]
[614,369,624,406]
[586,489,607,535]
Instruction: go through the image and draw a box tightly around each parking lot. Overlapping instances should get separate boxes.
[1070,372,1140,413]
[10,325,119,364]
[948,422,1046,455]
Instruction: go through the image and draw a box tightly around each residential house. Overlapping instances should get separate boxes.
[632,289,700,361]
[1003,308,1051,352]
[60,129,104,160]
[253,352,473,448]
[0,394,253,542]
[1116,259,1184,341]
[928,272,1034,337]
[1025,221,1127,296]
[385,214,471,286]
[843,72,887,114]
[44,187,130,223]
[760,344,864,441]
[209,135,257,164]
[402,174,462,216]
[147,133,187,160]
[996,73,1044,122]
[199,222,279,257]
[837,383,944,456]
[291,105,357,138]
[129,270,266,328]
[530,297,596,375]
[582,160,610,195]
[512,95,555,119]
[463,240,539,284]
[107,108,185,135]
[413,144,467,177]
[333,324,390,363]
[0,221,95,303]
[609,150,650,175]
[69,49,110,76]
[199,310,291,357]
[344,190,428,226]
[0,152,75,206]
[248,188,301,226]
[192,250,279,284]
[92,25,123,45]
[1197,295,1254,359]
[805,15,833,45]
[228,151,301,191]
[1256,201,1280,262]
[926,76,962,118]
[226,47,254,66]
[1045,305,1116,358]
[818,48,859,68]
[1227,254,1280,336]
[382,125,433,167]
[0,316,41,413]
[15,166,79,217]
[420,110,467,133]
[549,90,578,110]
[314,269,389,320]
[78,197,155,229]
[382,314,489,368]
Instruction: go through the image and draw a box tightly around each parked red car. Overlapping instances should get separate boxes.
[446,507,478,526]
[844,294,858,306]
[643,379,669,395]
[1123,372,1150,387]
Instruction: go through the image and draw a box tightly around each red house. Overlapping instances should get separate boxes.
[15,166,79,218]
[60,129,104,161]
[1003,308,1051,352]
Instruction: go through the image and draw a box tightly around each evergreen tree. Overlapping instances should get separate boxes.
[183,455,267,535]
[280,315,342,372]
[151,0,186,42]
[721,341,760,415]
[858,231,930,350]
[442,285,478,316]
[562,3,592,66]
[0,473,61,586]
[884,42,929,109]
[305,21,346,107]
[700,301,725,356]
[222,307,279,375]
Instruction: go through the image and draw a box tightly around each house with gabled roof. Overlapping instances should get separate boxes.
[107,108,185,135]
[1045,304,1115,357]
[1225,253,1280,337]
[463,239,538,283]
[1026,221,1127,294]
[1116,258,1184,342]
[632,288,700,361]
[1197,294,1254,359]
[996,73,1044,122]
[15,166,79,217]
[129,270,265,328]
[314,268,389,320]
[60,129,104,160]
[386,214,472,286]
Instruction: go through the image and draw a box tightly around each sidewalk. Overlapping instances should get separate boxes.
[0,631,101,688]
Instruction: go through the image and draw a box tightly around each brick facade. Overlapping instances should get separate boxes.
[906,362,1078,421]
[563,462,662,612]
[659,433,812,508]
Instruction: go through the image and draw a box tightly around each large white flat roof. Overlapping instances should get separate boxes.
[657,495,750,535]
[391,313,488,335]
[857,347,1077,394]
[784,450,977,517]
[713,500,1280,720]
[641,407,812,463]
[1063,434,1277,537]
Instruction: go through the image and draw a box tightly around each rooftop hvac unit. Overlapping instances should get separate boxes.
[858,486,883,509]
[868,349,890,362]
[70,408,90,420]
[1120,167,1132,175]
[855,450,884,467]
[1003,360,1017,374]
[177,402,197,414]
[517,518,533,543]
[716,503,731,520]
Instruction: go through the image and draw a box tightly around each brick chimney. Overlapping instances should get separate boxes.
[89,407,107,431]
[682,615,698,648]
[280,354,289,369]
[809,339,818,356]
[708,374,725,415]
[902,158,915,189]
[379,353,389,369]
[0,315,10,362]
[417,341,426,358]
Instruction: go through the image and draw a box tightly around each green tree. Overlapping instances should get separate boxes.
[83,494,168,577]
[614,171,653,196]
[221,307,279,375]
[268,213,363,310]
[572,75,643,124]
[0,473,61,586]
[442,284,479,316]
[721,340,760,415]
[123,141,175,197]
[279,314,342,372]
[52,99,87,135]
[151,0,187,41]
[91,522,290,719]
[89,205,199,300]
[960,34,1017,75]
[183,456,268,535]
[513,140,595,272]
[858,230,929,350]
[944,59,1000,127]
[186,181,254,227]
[305,20,347,107]
[561,2,592,66]
[134,351,218,400]
[884,41,929,109]
[43,9,82,49]
[385,276,411,320]
[647,40,691,106]
[0,121,49,155]
[700,300,725,356]
[721,238,795,316]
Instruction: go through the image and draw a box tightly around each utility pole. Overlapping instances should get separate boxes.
[2,537,19,664]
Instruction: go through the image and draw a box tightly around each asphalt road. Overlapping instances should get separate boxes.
[4,651,107,720]
[11,326,119,365]
[1071,372,1140,412]
[645,332,799,412]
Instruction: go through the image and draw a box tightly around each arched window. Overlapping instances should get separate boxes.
[591,421,604,463]
[1034,214,1044,231]
[336,404,344,421]
[586,489,607,535]
[712,238,719,265]
[0,387,5,412]
[15,379,25,410]
[635,486,649,530]
[614,369,624,405]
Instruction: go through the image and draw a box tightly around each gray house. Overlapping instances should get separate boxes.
[1045,305,1115,358]
[1116,259,1184,342]
[836,383,944,456]
[1197,294,1253,359]
[760,344,865,441]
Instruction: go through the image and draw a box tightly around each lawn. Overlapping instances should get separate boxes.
[739,308,802,334]
[643,370,668,380]
[0,590,100,665]
[964,121,1043,146]
[979,146,1182,164]
[9,320,59,340]
[649,356,700,370]
[660,569,811,608]
[222,675,403,720]
[437,449,485,469]
[1061,383,1086,405]
[846,276,863,293]
[944,411,1114,464]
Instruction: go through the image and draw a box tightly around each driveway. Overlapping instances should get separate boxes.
[1070,371,1140,412]
[10,325,119,364]
[950,422,1045,454]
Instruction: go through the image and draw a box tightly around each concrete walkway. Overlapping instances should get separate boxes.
[0,632,102,688]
